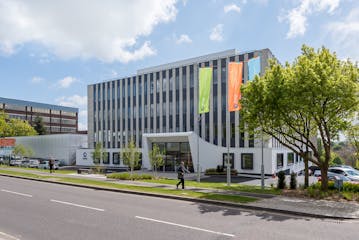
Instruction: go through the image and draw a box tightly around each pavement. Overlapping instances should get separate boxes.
[1,167,359,220]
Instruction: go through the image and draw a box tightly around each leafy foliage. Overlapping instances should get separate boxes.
[148,143,165,178]
[107,172,153,180]
[121,139,141,179]
[0,111,37,137]
[277,171,286,189]
[290,172,297,190]
[33,116,47,135]
[13,144,34,158]
[240,45,359,190]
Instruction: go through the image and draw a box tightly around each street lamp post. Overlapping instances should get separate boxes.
[226,144,231,186]
[261,129,264,190]
[197,114,202,182]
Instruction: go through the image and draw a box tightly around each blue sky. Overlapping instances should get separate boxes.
[0,0,358,130]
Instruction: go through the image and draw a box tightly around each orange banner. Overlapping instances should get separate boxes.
[228,62,243,112]
[0,138,16,147]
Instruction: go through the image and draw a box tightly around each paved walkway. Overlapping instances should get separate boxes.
[1,167,359,219]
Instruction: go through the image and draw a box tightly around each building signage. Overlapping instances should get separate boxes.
[0,138,16,147]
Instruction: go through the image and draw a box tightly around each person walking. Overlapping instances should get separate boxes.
[49,159,54,174]
[176,161,190,189]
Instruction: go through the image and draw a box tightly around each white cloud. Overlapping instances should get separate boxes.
[0,0,177,63]
[326,8,359,61]
[175,34,192,44]
[224,4,241,14]
[280,0,340,38]
[57,76,77,88]
[31,76,44,84]
[56,95,87,108]
[210,24,224,41]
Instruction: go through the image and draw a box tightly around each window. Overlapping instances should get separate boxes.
[113,153,120,165]
[103,153,110,164]
[287,152,294,165]
[241,153,253,170]
[277,153,284,168]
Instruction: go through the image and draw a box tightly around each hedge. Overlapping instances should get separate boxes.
[107,172,153,180]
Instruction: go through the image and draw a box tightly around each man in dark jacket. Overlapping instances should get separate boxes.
[176,161,190,189]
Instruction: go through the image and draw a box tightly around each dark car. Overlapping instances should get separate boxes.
[308,165,320,176]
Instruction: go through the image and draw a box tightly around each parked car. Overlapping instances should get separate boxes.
[27,159,40,168]
[38,160,59,170]
[20,160,30,167]
[309,165,320,176]
[313,170,321,177]
[328,167,359,182]
[9,159,22,167]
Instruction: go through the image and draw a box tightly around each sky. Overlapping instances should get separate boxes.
[0,0,358,131]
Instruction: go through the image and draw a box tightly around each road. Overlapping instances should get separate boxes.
[0,176,358,240]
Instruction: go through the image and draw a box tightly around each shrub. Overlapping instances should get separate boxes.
[107,172,153,180]
[290,172,297,190]
[205,168,238,175]
[343,182,359,193]
[277,171,286,189]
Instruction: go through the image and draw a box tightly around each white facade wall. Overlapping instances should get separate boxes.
[13,134,87,165]
[76,132,305,175]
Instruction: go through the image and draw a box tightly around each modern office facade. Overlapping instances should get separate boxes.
[79,49,305,175]
[0,97,78,134]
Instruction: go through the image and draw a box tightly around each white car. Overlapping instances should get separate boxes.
[38,160,59,170]
[329,167,359,182]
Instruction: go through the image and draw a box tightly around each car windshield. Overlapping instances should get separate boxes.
[346,170,359,176]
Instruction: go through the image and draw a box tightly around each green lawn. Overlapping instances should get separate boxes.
[0,169,257,204]
[141,178,281,195]
[0,165,76,174]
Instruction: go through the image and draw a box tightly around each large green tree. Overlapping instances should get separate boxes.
[240,45,359,191]
[0,111,37,137]
[347,122,359,168]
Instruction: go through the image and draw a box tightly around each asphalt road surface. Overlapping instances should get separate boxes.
[0,176,358,240]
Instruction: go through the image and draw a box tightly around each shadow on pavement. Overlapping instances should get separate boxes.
[193,202,311,222]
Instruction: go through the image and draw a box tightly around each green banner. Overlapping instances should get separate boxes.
[198,67,212,114]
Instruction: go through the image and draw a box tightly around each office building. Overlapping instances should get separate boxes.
[0,97,78,134]
[77,49,305,175]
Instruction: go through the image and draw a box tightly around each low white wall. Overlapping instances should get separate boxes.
[77,132,305,175]
[12,134,87,165]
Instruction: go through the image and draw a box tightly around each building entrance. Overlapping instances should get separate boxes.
[152,142,193,172]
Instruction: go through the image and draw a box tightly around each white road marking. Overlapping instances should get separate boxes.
[1,189,32,198]
[135,216,235,237]
[50,199,105,212]
[0,231,20,240]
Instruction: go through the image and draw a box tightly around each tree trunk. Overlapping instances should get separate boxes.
[320,163,329,191]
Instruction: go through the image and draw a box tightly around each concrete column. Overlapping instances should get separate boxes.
[209,60,214,144]
[186,65,190,132]
[235,55,240,148]
[136,76,139,147]
[217,59,222,147]
[194,63,199,135]
[114,80,118,149]
[159,71,163,133]
[165,69,170,132]
[179,66,183,132]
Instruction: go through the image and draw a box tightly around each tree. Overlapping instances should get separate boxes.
[33,116,47,135]
[240,45,359,191]
[0,111,37,137]
[330,152,344,166]
[148,143,165,178]
[13,144,34,159]
[121,139,141,179]
[347,123,359,168]
[92,143,107,164]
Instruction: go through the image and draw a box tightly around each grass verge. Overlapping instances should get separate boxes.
[0,169,257,204]
[141,178,281,195]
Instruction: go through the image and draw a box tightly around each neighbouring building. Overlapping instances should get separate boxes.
[10,134,87,166]
[0,97,79,134]
[77,49,306,175]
